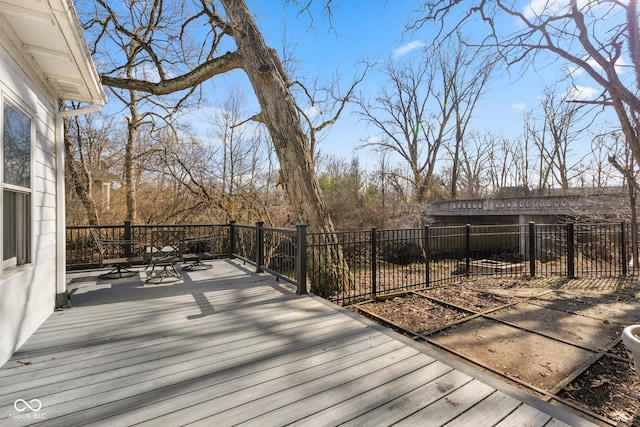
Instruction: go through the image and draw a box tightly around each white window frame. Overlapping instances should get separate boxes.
[1,95,34,274]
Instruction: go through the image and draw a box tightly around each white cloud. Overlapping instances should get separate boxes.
[393,41,425,58]
[614,57,630,74]
[568,56,629,78]
[134,64,162,82]
[523,0,597,19]
[523,0,568,19]
[567,85,599,101]
[512,102,526,111]
[524,0,629,20]
[567,64,584,77]
[364,135,382,145]
[304,105,320,119]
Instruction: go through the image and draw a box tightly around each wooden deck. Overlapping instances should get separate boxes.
[0,260,596,426]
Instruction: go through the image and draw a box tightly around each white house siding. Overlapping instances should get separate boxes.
[0,34,59,367]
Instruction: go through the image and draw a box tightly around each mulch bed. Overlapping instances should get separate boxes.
[418,286,515,312]
[559,356,640,426]
[351,277,640,426]
[357,294,469,334]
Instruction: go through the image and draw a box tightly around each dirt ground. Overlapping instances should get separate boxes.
[352,276,640,426]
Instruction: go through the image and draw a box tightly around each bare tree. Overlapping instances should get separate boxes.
[64,109,100,225]
[355,49,452,206]
[64,107,125,225]
[454,131,493,198]
[82,0,200,222]
[83,0,354,231]
[80,0,362,293]
[292,70,368,165]
[209,86,253,196]
[445,44,496,198]
[413,0,640,173]
[587,132,620,188]
[526,85,593,190]
[486,132,532,193]
[356,40,493,206]
[600,131,640,268]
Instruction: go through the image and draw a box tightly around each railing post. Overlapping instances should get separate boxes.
[371,227,377,299]
[465,224,471,278]
[229,221,236,258]
[296,223,307,294]
[255,221,264,273]
[529,222,536,277]
[123,219,132,259]
[621,221,628,276]
[567,222,575,278]
[423,225,430,286]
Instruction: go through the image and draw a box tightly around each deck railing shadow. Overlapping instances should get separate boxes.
[68,259,298,309]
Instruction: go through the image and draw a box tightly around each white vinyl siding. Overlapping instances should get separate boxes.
[0,40,57,366]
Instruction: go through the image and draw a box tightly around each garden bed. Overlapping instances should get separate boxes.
[351,277,640,426]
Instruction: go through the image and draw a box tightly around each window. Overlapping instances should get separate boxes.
[2,102,31,270]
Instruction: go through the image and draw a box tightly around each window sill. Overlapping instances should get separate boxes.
[1,263,33,280]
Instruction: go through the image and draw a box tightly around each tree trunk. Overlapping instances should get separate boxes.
[124,90,139,223]
[221,0,351,294]
[63,110,99,225]
[628,183,638,273]
[450,133,460,199]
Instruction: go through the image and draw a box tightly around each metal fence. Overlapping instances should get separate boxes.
[230,221,304,286]
[66,221,638,305]
[66,222,231,269]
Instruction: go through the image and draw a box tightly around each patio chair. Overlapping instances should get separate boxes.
[90,228,136,279]
[182,233,217,271]
[146,228,185,283]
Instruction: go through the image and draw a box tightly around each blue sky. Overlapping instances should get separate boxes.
[191,1,615,172]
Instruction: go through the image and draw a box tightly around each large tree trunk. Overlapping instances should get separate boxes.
[221,0,351,295]
[220,0,328,230]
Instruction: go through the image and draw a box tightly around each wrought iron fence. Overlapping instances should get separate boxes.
[66,222,231,269]
[304,222,637,304]
[232,223,258,264]
[66,221,638,305]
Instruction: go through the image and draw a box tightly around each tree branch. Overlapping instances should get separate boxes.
[101,51,243,94]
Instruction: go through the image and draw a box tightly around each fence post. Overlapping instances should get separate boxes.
[256,221,264,273]
[423,225,430,287]
[371,227,377,299]
[529,222,536,277]
[621,221,628,276]
[123,219,132,259]
[465,224,471,278]
[295,223,307,294]
[567,222,575,279]
[229,221,236,258]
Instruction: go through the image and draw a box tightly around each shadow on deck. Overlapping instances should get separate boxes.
[0,260,596,426]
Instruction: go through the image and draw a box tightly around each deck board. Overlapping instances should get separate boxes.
[85,332,398,426]
[393,380,496,426]
[0,260,598,426]
[255,361,452,425]
[495,404,553,426]
[340,369,473,426]
[142,347,423,426]
[443,390,522,426]
[287,361,454,426]
[0,306,345,387]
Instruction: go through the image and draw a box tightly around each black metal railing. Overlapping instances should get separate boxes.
[66,221,639,305]
[66,222,231,269]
